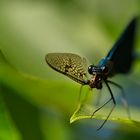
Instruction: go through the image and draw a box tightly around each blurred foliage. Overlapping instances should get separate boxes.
[0,0,140,140]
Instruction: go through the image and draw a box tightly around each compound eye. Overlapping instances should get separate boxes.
[88,65,93,74]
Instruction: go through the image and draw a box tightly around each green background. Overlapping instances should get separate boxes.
[0,0,140,140]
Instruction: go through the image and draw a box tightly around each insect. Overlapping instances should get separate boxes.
[45,17,137,130]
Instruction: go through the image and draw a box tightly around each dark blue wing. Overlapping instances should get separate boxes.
[107,17,137,76]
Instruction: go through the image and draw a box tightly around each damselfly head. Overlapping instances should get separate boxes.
[88,65,103,75]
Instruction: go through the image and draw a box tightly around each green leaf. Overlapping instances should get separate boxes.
[1,84,44,140]
[0,50,78,112]
[0,93,21,140]
[0,51,45,140]
[1,47,140,135]
[70,103,140,128]
[0,49,79,140]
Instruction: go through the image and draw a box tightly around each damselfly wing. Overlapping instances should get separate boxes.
[45,17,138,130]
[107,17,137,76]
[46,53,89,85]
